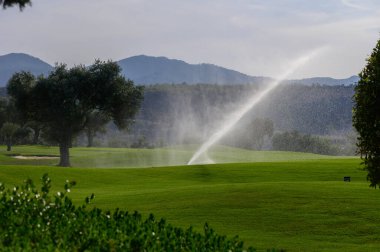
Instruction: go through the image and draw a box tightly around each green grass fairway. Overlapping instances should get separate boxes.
[0,145,350,168]
[1,146,376,251]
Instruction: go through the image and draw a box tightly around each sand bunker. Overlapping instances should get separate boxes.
[13,155,59,160]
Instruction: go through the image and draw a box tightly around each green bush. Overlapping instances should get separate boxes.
[0,174,257,251]
[272,131,339,155]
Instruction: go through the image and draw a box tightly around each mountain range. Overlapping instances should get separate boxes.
[0,53,52,86]
[0,53,359,87]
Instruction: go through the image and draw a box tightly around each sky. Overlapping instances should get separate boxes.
[1,0,380,79]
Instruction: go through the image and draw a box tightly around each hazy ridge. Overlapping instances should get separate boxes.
[0,53,53,85]
[0,53,358,87]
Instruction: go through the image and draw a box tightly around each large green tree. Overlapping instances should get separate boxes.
[353,39,380,188]
[7,61,144,166]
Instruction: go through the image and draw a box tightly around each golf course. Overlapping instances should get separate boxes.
[1,145,378,251]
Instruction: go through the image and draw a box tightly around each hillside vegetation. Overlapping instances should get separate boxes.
[1,81,356,155]
[99,84,355,152]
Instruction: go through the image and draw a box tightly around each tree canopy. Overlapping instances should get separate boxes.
[0,122,19,151]
[7,61,144,166]
[271,130,339,155]
[1,0,31,9]
[353,38,380,188]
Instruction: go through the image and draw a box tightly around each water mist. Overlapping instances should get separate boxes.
[187,48,327,165]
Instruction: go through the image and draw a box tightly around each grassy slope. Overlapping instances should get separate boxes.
[1,146,378,251]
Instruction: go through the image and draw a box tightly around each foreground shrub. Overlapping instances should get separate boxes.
[0,174,256,251]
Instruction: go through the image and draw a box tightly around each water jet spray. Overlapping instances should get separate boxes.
[187,47,327,165]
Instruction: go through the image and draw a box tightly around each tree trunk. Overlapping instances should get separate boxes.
[32,128,41,145]
[6,137,11,151]
[87,129,94,147]
[58,140,71,167]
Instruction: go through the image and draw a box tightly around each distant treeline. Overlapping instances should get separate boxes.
[131,83,353,138]
[256,84,354,135]
[1,84,356,155]
[97,83,355,154]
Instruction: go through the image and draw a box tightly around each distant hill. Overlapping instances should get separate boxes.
[117,55,358,86]
[0,53,358,87]
[117,55,268,85]
[0,53,53,87]
[287,75,359,86]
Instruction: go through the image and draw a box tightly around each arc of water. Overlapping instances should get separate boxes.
[187,48,326,165]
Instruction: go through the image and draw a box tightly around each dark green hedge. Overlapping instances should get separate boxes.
[0,174,258,251]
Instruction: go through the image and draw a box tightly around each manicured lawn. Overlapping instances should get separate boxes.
[1,146,376,251]
[0,145,349,167]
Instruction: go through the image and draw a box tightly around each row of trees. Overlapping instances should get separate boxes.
[222,117,274,150]
[3,60,143,166]
[3,76,355,152]
[115,83,353,148]
[1,69,359,163]
[272,131,340,155]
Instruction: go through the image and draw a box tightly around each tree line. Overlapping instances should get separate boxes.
[1,81,356,156]
[111,83,355,152]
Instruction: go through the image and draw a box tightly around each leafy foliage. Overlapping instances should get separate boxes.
[0,122,20,151]
[222,117,274,150]
[84,111,109,147]
[245,118,274,150]
[0,87,6,97]
[353,39,380,188]
[0,98,7,127]
[0,0,31,10]
[272,131,339,155]
[0,174,257,251]
[7,62,144,166]
[108,84,354,148]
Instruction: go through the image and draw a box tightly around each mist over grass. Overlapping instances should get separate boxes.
[77,83,356,157]
[0,145,351,168]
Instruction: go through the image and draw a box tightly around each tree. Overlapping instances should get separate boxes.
[353,39,380,188]
[0,122,20,151]
[1,0,31,9]
[26,121,44,144]
[0,98,7,127]
[7,61,144,166]
[1,97,33,145]
[83,111,109,147]
[271,130,339,155]
[251,118,274,150]
[5,72,43,144]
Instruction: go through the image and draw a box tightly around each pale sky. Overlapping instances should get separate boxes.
[1,0,379,79]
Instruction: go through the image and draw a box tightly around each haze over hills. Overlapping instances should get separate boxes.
[0,53,53,86]
[287,75,359,86]
[117,55,268,85]
[0,53,359,87]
